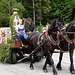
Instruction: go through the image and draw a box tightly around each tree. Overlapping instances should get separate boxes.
[32,0,35,25]
[49,0,73,23]
[35,0,51,25]
[16,0,51,25]
[0,0,25,27]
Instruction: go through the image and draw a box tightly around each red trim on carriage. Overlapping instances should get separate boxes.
[45,31,55,46]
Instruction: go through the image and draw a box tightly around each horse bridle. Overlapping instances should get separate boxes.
[63,22,75,44]
[49,31,75,44]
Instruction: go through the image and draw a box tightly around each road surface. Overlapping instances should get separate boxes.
[0,50,75,75]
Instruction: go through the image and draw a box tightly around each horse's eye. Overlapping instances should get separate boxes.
[56,23,59,25]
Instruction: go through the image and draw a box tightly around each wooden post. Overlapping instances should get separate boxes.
[73,8,75,21]
[32,0,35,25]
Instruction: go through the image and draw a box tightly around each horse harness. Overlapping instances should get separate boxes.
[45,31,69,53]
[63,32,75,52]
[19,31,75,62]
[49,32,75,53]
[37,31,75,53]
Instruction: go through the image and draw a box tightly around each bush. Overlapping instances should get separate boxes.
[7,38,13,44]
[0,43,12,63]
[37,25,45,32]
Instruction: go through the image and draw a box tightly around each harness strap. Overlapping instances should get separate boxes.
[57,45,68,53]
[45,31,56,46]
[74,33,75,45]
[17,39,48,63]
[37,33,44,45]
[63,35,74,44]
[45,32,69,53]
[48,35,57,46]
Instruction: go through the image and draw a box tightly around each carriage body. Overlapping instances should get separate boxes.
[9,40,42,64]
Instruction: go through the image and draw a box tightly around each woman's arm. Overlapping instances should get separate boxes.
[16,29,22,35]
[23,30,25,33]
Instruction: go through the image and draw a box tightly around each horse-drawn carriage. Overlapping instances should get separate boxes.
[9,10,42,64]
[9,17,75,75]
[10,37,42,64]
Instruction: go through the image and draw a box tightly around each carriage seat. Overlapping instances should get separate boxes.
[13,40,21,47]
[12,31,21,47]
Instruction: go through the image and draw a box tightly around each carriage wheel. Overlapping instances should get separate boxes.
[11,52,17,64]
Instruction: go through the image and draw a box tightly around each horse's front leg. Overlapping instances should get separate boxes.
[30,55,34,70]
[56,53,63,70]
[49,56,58,75]
[43,58,48,73]
[69,48,75,74]
[44,51,58,75]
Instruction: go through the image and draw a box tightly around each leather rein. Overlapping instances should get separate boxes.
[47,31,75,53]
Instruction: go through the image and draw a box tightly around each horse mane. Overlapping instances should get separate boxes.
[66,21,74,31]
[48,19,56,32]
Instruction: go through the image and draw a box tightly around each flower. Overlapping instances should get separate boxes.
[1,31,5,34]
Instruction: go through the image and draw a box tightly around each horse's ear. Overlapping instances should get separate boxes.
[58,17,65,26]
[55,20,58,27]
[48,19,56,31]
[59,17,63,21]
[58,17,61,20]
[56,20,57,23]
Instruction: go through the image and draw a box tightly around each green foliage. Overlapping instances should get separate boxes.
[35,0,51,25]
[7,38,13,44]
[17,0,51,25]
[0,43,12,63]
[0,0,25,27]
[9,13,18,39]
[0,0,75,26]
[37,25,44,32]
[50,0,73,23]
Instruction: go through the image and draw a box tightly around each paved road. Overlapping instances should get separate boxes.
[0,50,75,75]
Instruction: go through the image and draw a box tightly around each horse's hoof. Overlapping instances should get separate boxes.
[53,72,58,75]
[54,73,58,75]
[57,67,62,70]
[56,65,62,70]
[70,70,75,74]
[30,67,34,70]
[44,69,48,73]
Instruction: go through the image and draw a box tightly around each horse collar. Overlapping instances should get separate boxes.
[45,31,56,46]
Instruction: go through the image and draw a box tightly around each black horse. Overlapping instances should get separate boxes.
[56,21,75,74]
[27,17,65,75]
